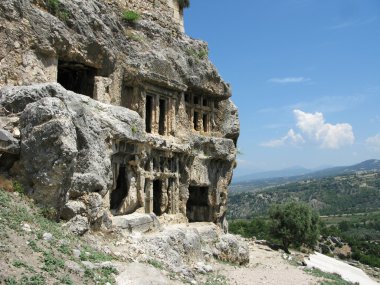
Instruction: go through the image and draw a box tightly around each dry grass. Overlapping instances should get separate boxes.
[0,175,14,192]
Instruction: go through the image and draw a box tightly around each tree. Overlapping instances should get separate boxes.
[269,201,320,253]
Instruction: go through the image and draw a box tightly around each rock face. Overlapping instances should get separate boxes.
[110,223,249,278]
[0,0,240,233]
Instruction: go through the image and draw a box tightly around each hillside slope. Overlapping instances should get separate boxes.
[0,177,251,285]
[228,171,380,219]
[232,159,380,191]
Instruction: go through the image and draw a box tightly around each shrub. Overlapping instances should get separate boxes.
[12,181,24,195]
[40,206,58,221]
[47,0,59,14]
[186,48,209,60]
[0,176,13,192]
[177,0,190,9]
[46,0,69,22]
[269,201,320,253]
[122,10,140,23]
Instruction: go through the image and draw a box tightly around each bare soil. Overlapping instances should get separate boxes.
[215,242,321,285]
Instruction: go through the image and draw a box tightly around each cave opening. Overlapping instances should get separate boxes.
[186,186,210,222]
[57,61,97,97]
[110,165,129,210]
[153,180,163,216]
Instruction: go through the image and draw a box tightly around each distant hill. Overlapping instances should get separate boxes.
[233,166,312,183]
[228,170,380,219]
[231,159,380,192]
[304,159,380,178]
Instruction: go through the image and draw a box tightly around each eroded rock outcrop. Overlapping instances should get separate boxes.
[0,0,240,234]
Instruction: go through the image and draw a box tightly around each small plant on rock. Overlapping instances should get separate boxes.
[122,10,140,23]
[46,0,70,22]
[12,180,24,195]
[177,0,190,9]
[47,0,59,14]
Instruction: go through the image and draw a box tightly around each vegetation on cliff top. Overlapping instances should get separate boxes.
[177,0,190,9]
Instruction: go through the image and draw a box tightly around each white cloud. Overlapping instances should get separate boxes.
[328,17,377,30]
[261,129,304,148]
[293,109,354,149]
[261,110,354,149]
[268,77,311,84]
[366,134,380,152]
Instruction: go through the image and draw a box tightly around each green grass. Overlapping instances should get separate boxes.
[202,272,228,285]
[5,274,46,285]
[186,48,209,60]
[58,243,71,255]
[46,0,69,22]
[12,261,35,273]
[147,259,164,270]
[122,10,140,22]
[79,245,114,262]
[41,251,65,273]
[0,182,118,284]
[305,268,353,285]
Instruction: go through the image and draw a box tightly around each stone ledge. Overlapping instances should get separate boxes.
[112,213,160,233]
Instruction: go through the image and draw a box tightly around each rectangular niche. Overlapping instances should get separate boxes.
[57,60,97,97]
[145,95,153,133]
[186,186,211,222]
[193,111,199,131]
[121,84,134,109]
[110,165,129,211]
[153,180,163,216]
[203,113,208,132]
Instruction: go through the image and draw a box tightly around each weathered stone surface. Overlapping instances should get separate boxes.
[65,215,89,236]
[215,234,250,265]
[61,200,86,221]
[65,260,85,274]
[0,128,19,154]
[87,193,105,226]
[18,96,78,209]
[0,0,239,232]
[116,263,181,285]
[112,213,160,233]
[0,128,20,171]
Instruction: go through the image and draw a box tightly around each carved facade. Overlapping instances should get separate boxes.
[0,0,239,231]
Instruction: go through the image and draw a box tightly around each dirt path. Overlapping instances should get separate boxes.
[214,242,320,285]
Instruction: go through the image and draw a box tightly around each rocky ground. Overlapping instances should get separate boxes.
[1,181,376,285]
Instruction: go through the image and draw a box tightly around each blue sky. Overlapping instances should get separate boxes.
[185,0,380,176]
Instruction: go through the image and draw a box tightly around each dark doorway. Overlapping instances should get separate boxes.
[203,113,208,132]
[146,95,153,133]
[57,61,97,97]
[193,111,199,131]
[153,180,163,216]
[186,186,210,222]
[110,166,129,210]
[159,99,166,135]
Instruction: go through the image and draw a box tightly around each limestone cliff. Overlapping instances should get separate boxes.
[0,0,240,233]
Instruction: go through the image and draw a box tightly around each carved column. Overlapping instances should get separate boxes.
[144,179,153,213]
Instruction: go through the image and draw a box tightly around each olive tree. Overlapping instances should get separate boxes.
[269,201,320,253]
